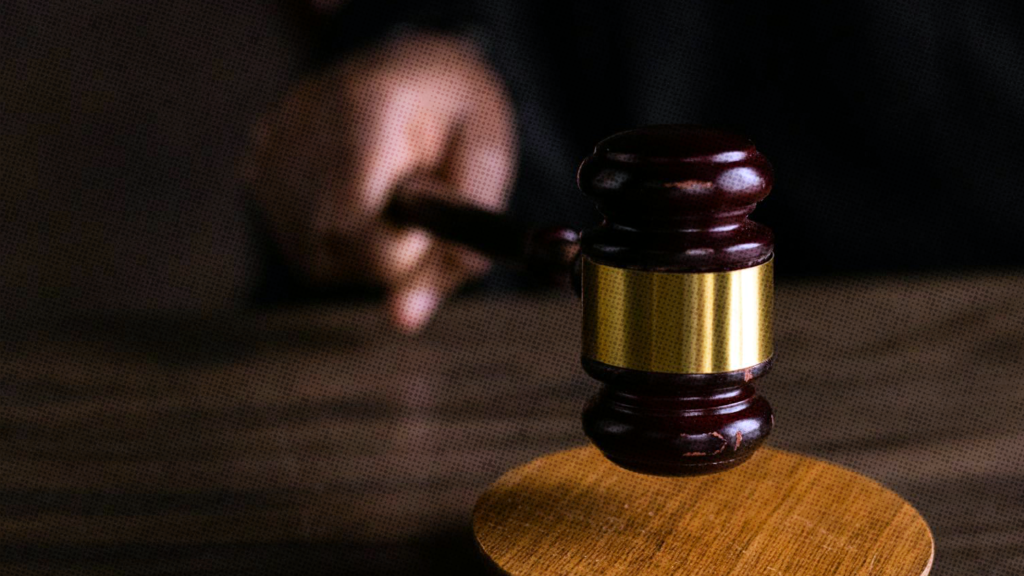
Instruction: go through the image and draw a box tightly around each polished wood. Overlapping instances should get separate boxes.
[475,446,933,575]
[577,125,774,272]
[1,273,1022,574]
[578,125,775,475]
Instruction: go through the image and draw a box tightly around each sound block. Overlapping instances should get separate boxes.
[474,446,933,575]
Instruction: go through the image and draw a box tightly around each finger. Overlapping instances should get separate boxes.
[360,225,434,284]
[440,56,518,212]
[313,85,417,239]
[385,242,492,332]
[388,281,442,334]
[312,64,459,282]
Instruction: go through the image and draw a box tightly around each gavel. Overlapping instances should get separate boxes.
[388,125,775,476]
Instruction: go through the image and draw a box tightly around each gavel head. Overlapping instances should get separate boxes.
[577,125,775,476]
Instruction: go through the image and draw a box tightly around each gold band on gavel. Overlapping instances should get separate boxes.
[582,257,773,374]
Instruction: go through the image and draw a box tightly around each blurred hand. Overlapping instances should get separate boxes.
[245,32,517,332]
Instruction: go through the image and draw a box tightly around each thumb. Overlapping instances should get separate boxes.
[441,51,518,212]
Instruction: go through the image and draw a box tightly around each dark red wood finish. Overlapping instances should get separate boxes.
[577,125,775,475]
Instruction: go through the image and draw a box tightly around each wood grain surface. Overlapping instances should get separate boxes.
[1,272,1023,575]
[475,446,932,575]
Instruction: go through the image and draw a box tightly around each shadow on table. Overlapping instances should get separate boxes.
[0,528,491,575]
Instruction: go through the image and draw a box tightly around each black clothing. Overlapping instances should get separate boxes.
[315,0,1024,276]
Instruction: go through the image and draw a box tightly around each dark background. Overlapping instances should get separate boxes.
[3,0,1023,319]
[2,3,1023,575]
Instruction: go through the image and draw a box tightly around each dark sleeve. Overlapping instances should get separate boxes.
[305,0,486,70]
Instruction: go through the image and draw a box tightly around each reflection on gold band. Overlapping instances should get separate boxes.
[582,257,773,374]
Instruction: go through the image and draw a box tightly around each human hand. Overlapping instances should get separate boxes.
[245,31,517,332]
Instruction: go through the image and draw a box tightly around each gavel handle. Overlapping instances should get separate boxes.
[386,177,581,290]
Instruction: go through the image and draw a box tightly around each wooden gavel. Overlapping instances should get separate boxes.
[387,125,775,477]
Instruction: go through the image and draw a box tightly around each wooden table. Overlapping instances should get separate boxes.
[2,273,1022,575]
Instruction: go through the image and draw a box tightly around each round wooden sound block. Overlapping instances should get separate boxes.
[474,447,933,575]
